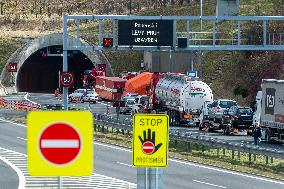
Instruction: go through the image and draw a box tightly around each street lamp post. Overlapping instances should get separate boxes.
[129,0,132,15]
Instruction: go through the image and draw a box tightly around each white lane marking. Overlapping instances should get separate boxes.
[93,141,284,185]
[93,141,131,153]
[0,146,136,188]
[0,155,25,189]
[117,162,133,167]
[24,93,39,105]
[169,159,284,185]
[193,180,227,188]
[17,137,27,141]
[97,101,112,107]
[0,118,26,128]
[41,140,79,148]
[2,119,283,185]
[0,147,27,157]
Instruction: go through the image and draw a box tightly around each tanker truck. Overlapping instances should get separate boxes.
[253,79,284,143]
[132,73,213,126]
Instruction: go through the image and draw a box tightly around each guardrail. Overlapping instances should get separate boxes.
[93,113,284,162]
[0,97,41,111]
[0,98,283,163]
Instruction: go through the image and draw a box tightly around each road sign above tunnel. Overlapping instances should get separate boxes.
[27,111,93,176]
[132,114,169,167]
[118,20,173,46]
[8,63,17,72]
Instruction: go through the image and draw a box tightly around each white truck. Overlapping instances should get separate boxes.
[253,79,284,143]
[146,73,213,126]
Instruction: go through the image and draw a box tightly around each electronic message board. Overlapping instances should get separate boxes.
[118,20,173,46]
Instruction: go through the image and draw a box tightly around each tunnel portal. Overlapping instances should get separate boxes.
[16,45,94,93]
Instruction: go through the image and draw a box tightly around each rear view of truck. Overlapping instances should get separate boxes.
[260,79,284,143]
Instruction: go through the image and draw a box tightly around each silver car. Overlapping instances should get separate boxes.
[208,99,237,122]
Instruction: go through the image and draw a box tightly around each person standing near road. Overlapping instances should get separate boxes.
[253,122,262,145]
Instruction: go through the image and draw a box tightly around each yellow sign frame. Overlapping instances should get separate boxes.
[27,111,93,176]
[132,114,169,167]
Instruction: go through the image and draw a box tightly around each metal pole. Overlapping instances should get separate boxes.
[129,0,132,15]
[63,15,68,111]
[58,176,63,189]
[146,167,148,189]
[237,20,241,47]
[200,0,203,31]
[76,20,80,46]
[263,20,267,46]
[169,49,172,72]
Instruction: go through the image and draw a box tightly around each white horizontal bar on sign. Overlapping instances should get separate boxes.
[41,140,79,148]
[143,146,154,150]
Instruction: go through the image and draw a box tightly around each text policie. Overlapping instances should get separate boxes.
[135,156,164,164]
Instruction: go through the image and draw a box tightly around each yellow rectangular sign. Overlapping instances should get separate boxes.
[132,114,169,167]
[27,111,93,176]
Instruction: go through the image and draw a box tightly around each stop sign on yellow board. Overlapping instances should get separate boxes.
[27,111,93,176]
[132,114,169,167]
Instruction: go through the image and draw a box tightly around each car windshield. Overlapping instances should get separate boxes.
[76,89,85,93]
[87,90,94,94]
[239,108,251,114]
[127,100,135,105]
[140,96,149,104]
[219,101,237,108]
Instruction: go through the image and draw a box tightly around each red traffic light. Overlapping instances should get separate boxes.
[60,72,74,87]
[103,38,113,47]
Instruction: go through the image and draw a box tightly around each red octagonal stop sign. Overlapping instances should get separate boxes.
[142,141,155,155]
[39,123,81,165]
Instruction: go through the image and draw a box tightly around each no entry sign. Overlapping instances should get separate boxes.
[39,123,81,165]
[142,141,155,155]
[27,111,93,176]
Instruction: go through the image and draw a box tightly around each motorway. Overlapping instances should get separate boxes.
[0,94,284,189]
[26,93,284,151]
[0,114,283,189]
[0,158,19,189]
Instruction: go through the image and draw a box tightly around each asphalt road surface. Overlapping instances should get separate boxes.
[25,93,284,151]
[0,117,283,189]
[0,158,19,189]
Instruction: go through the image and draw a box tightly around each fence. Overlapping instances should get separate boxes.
[93,113,284,164]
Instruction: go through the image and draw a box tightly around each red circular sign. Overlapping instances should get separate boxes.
[142,141,155,155]
[60,72,74,87]
[39,123,81,165]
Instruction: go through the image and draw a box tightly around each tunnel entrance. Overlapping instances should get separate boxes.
[16,45,94,93]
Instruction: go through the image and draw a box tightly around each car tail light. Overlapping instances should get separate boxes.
[216,106,221,112]
[233,115,240,119]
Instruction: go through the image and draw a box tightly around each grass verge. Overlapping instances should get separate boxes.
[94,127,284,181]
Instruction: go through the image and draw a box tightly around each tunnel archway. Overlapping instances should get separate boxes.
[0,33,114,94]
[17,45,94,93]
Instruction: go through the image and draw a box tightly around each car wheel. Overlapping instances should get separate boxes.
[80,97,84,103]
[265,129,272,143]
[199,124,203,131]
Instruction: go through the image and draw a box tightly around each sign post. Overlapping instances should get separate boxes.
[133,114,169,189]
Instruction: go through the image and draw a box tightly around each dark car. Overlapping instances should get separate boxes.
[228,106,253,128]
[180,119,196,127]
[120,99,135,115]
